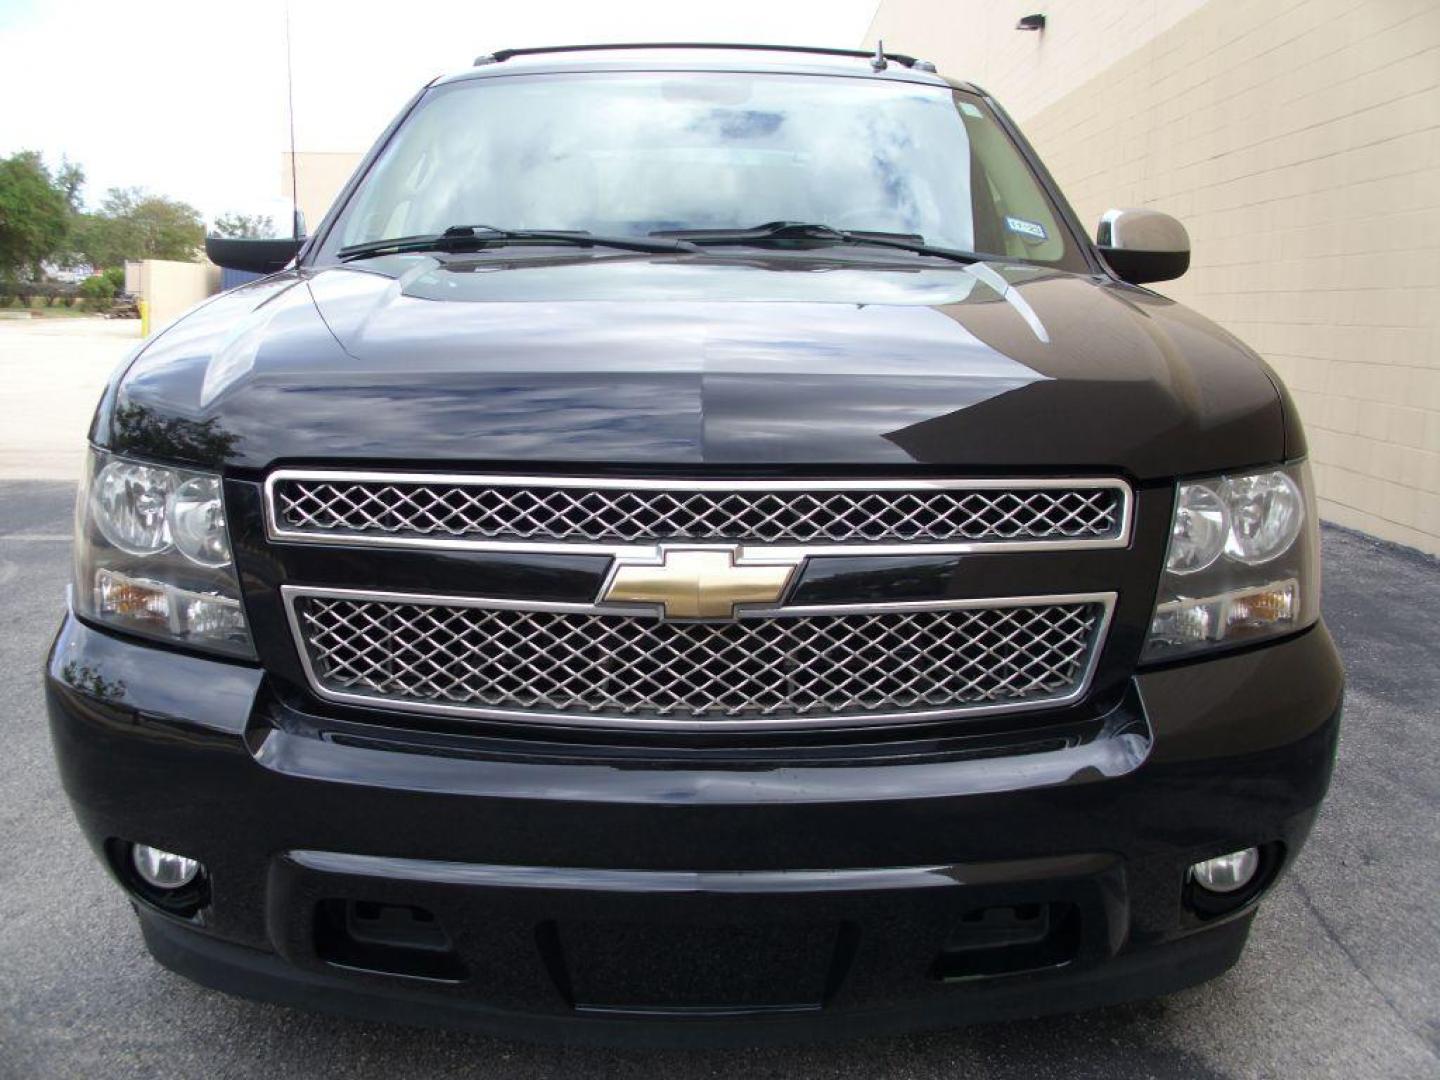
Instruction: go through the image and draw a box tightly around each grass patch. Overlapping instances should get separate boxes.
[0,301,106,319]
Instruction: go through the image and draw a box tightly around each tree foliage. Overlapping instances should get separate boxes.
[0,151,70,280]
[0,151,207,277]
[80,273,115,310]
[55,160,85,213]
[211,212,275,239]
[75,187,205,268]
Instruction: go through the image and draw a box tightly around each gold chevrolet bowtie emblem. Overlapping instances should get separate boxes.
[602,547,798,620]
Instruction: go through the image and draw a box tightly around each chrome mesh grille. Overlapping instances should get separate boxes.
[290,594,1107,729]
[270,474,1125,549]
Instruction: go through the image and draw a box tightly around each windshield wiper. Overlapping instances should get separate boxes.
[651,221,982,266]
[338,225,701,261]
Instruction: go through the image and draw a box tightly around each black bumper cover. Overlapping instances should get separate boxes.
[47,615,1342,1045]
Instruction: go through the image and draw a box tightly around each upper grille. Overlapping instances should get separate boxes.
[285,589,1112,731]
[266,472,1130,552]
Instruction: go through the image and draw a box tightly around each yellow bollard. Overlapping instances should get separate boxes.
[139,298,149,337]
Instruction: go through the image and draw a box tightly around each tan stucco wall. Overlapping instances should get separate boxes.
[137,259,220,333]
[868,0,1440,554]
[281,151,364,232]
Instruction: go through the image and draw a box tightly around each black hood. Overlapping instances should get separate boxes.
[102,252,1286,478]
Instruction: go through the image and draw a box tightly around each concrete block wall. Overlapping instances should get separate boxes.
[138,259,221,334]
[281,152,364,234]
[867,0,1440,554]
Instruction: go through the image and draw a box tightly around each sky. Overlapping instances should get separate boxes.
[0,0,880,225]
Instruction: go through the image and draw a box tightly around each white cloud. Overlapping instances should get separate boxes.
[0,0,879,222]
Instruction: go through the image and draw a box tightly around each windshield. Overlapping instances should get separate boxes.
[321,72,1084,270]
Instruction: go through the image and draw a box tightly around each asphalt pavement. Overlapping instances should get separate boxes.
[1,481,1437,1079]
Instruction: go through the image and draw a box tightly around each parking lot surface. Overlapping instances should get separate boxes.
[0,351,1437,1076]
[0,318,140,480]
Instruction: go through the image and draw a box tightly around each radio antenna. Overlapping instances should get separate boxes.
[284,0,300,239]
[871,38,888,71]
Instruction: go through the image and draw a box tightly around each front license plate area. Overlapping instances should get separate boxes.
[555,918,841,1013]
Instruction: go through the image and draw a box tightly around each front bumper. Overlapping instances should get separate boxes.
[47,614,1342,1045]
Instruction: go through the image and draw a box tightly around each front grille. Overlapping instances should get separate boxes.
[286,590,1112,730]
[267,472,1129,551]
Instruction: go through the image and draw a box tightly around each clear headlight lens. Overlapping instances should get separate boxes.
[1166,482,1229,574]
[169,475,232,567]
[73,449,253,659]
[1145,463,1319,662]
[1223,471,1304,565]
[92,460,174,555]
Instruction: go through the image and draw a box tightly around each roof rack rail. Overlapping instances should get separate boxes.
[473,42,938,73]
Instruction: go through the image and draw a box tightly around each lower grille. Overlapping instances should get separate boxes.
[285,588,1113,731]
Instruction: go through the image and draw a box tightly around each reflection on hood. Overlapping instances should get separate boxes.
[107,253,1283,477]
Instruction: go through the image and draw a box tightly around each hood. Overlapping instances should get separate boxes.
[104,252,1284,478]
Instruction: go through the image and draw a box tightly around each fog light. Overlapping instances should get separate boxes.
[131,844,201,890]
[1190,848,1259,894]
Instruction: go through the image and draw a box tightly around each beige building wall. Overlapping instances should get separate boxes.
[281,151,364,233]
[868,0,1440,554]
[138,259,221,334]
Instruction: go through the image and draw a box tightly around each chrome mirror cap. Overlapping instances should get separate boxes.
[1096,207,1190,285]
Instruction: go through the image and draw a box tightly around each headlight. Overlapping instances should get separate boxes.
[1166,482,1229,574]
[1222,471,1304,564]
[92,460,173,555]
[1144,462,1319,662]
[169,475,232,567]
[73,449,253,659]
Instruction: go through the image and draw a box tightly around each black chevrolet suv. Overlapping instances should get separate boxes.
[47,44,1343,1044]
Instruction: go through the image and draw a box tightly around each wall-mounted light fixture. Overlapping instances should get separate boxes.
[1016,14,1046,32]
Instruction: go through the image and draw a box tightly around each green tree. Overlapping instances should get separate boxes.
[0,151,69,280]
[76,187,205,268]
[211,212,275,239]
[79,273,115,311]
[55,159,85,213]
[71,214,125,270]
[51,159,90,272]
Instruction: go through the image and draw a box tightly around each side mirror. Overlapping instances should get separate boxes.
[1096,208,1190,285]
[205,236,305,274]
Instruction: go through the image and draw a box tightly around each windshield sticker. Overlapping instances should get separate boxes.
[959,102,984,119]
[1005,216,1048,242]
